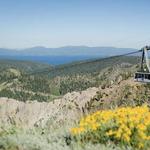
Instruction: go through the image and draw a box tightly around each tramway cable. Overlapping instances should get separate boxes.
[3,48,146,81]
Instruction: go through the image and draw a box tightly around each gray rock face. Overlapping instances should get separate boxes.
[0,87,98,128]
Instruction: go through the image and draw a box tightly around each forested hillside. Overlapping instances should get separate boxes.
[0,56,140,102]
[0,59,52,72]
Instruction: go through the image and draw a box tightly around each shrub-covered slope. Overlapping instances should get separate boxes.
[0,56,140,102]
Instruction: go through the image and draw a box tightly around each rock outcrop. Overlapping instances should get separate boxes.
[0,78,143,129]
[0,87,98,128]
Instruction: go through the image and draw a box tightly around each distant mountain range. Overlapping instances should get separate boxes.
[0,46,137,56]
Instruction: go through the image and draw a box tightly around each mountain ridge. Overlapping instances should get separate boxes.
[0,46,137,56]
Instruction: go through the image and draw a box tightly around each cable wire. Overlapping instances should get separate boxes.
[24,49,142,76]
[2,49,142,80]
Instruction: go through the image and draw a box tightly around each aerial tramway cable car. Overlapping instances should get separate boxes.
[134,46,150,83]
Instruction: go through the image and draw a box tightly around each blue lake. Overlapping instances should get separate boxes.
[0,55,101,65]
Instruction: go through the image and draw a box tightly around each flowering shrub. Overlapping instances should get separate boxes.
[70,105,150,149]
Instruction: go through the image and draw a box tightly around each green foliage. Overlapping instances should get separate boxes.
[0,89,52,102]
[0,59,52,73]
[0,124,131,150]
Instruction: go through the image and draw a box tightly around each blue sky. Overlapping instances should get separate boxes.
[0,0,150,49]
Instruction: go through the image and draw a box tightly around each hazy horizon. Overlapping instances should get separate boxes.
[0,45,138,50]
